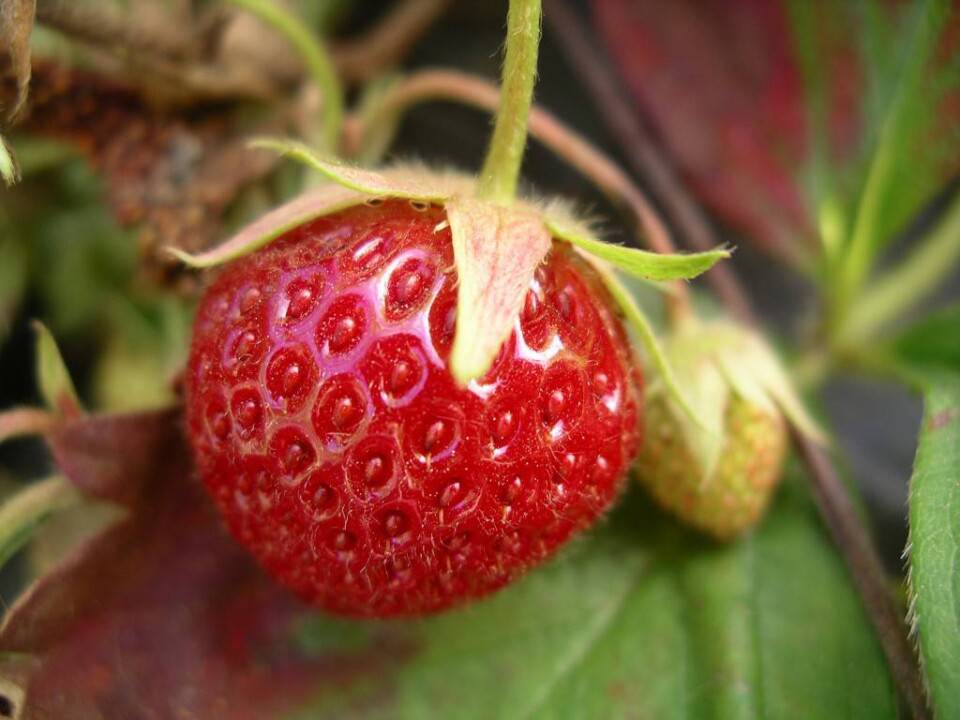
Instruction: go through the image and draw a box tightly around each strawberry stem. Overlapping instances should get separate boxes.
[227,0,344,153]
[836,192,960,350]
[476,0,542,205]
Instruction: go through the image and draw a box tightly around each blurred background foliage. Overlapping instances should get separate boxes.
[0,1,958,717]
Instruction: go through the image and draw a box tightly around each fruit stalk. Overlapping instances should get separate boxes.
[349,69,694,322]
[476,0,542,206]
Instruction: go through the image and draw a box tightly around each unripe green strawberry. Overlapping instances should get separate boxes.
[637,389,787,539]
[634,319,818,539]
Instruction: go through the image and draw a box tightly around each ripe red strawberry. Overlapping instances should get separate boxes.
[185,198,642,617]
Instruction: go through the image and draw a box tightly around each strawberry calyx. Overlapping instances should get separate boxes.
[643,317,824,482]
[171,141,728,384]
[170,0,729,385]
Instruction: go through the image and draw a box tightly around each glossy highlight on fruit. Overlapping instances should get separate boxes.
[185,199,642,617]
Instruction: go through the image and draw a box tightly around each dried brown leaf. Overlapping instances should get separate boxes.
[19,62,281,283]
[0,0,35,122]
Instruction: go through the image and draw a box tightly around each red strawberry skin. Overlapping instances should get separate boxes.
[185,199,642,617]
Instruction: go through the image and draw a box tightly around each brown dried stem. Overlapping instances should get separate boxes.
[33,0,450,105]
[345,68,691,318]
[544,1,929,717]
[332,0,451,83]
[794,430,930,719]
[544,0,756,326]
[36,0,196,60]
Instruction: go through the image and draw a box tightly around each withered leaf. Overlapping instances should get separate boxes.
[17,61,280,283]
[0,0,35,122]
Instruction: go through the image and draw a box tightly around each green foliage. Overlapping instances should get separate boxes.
[849,0,957,257]
[30,169,138,337]
[893,304,960,371]
[33,322,81,415]
[290,472,896,720]
[0,156,189,410]
[1,160,137,339]
[790,0,958,331]
[0,476,78,572]
[905,373,960,719]
[890,305,960,718]
[93,296,191,412]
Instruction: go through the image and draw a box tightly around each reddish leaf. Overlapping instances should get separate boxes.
[0,410,413,719]
[591,0,859,253]
[18,61,279,283]
[44,408,182,506]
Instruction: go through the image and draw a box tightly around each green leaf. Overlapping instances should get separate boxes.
[290,470,896,719]
[840,0,957,299]
[547,216,731,281]
[33,321,81,415]
[894,321,960,717]
[250,138,453,200]
[586,262,705,433]
[892,303,960,371]
[0,476,78,571]
[905,370,960,718]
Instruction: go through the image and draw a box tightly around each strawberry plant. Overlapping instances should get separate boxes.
[0,0,957,718]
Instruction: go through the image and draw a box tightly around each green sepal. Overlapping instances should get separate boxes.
[546,215,730,281]
[585,260,708,434]
[0,475,79,571]
[250,138,451,200]
[33,322,82,416]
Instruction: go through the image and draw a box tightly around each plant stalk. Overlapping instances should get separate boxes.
[476,0,542,206]
[834,0,948,322]
[347,68,692,319]
[839,191,960,349]
[227,0,344,153]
